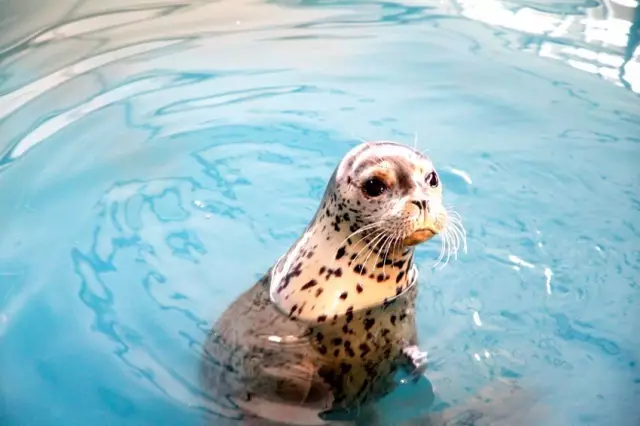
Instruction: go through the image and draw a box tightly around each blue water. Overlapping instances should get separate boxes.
[0,0,639,425]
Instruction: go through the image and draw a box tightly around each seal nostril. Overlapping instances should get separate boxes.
[411,200,430,211]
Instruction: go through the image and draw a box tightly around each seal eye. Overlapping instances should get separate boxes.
[362,177,387,197]
[426,172,439,188]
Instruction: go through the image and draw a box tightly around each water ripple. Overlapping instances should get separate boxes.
[0,0,639,425]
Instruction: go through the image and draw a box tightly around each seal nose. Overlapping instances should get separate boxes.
[411,200,429,212]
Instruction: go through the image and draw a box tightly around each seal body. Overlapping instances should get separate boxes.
[201,141,461,425]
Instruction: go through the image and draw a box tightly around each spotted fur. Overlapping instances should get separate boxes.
[202,141,452,424]
[269,141,447,321]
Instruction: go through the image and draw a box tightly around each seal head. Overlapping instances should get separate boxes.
[269,141,451,323]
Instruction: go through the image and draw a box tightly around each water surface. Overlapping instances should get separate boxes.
[0,0,639,425]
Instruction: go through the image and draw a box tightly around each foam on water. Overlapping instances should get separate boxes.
[0,0,639,425]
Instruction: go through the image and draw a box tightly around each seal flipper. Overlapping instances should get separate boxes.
[399,345,429,383]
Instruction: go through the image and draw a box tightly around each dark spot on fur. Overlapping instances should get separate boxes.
[345,307,354,323]
[334,268,343,277]
[344,344,355,358]
[396,286,403,295]
[376,259,392,268]
[318,345,328,355]
[359,343,371,357]
[317,315,327,322]
[319,266,326,275]
[390,315,397,326]
[356,283,363,293]
[381,329,390,337]
[315,288,324,297]
[225,364,236,373]
[340,362,352,374]
[399,313,407,321]
[289,305,298,317]
[333,348,340,357]
[377,274,386,282]
[340,292,348,300]
[332,337,343,346]
[343,213,350,221]
[301,280,318,290]
[297,302,306,315]
[396,271,405,283]
[316,332,324,342]
[354,264,366,275]
[393,260,405,269]
[277,262,303,293]
[363,318,375,331]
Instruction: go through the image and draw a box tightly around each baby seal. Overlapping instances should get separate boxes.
[201,141,465,425]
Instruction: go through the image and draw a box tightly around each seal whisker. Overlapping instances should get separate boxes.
[381,231,400,278]
[437,234,451,270]
[447,213,463,224]
[370,230,393,275]
[363,231,391,276]
[377,233,393,277]
[411,132,420,162]
[456,222,468,254]
[444,228,457,268]
[450,227,461,261]
[335,220,385,252]
[446,216,467,256]
[452,223,467,256]
[433,230,449,269]
[445,209,463,223]
[353,230,387,263]
[351,230,388,272]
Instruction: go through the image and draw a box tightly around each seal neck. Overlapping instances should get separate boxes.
[269,213,418,324]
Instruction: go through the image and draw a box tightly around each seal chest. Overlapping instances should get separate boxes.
[202,140,466,424]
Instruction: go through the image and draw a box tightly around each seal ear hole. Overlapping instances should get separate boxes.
[426,172,439,188]
[362,177,387,198]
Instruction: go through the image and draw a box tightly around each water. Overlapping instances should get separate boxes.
[0,0,638,425]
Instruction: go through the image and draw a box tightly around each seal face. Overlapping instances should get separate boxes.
[269,141,449,323]
[202,140,466,425]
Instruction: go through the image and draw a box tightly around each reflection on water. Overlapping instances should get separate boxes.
[0,0,639,425]
[452,0,640,92]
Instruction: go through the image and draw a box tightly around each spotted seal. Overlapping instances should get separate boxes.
[201,140,466,425]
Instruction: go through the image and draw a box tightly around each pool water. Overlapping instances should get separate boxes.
[0,0,639,425]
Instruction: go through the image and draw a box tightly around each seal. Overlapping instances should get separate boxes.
[201,140,466,425]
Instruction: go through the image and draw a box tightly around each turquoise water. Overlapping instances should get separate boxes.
[0,0,639,425]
